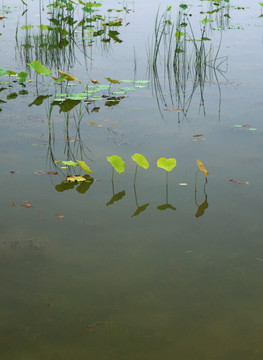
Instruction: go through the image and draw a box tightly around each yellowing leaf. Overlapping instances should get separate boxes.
[196,159,209,176]
[105,77,120,84]
[58,70,81,83]
[77,160,94,174]
[66,175,86,182]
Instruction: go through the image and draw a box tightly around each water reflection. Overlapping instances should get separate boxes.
[16,0,133,71]
[132,182,149,217]
[148,4,229,119]
[194,180,209,218]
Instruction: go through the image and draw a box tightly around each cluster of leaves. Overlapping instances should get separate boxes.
[55,154,209,181]
[20,0,131,51]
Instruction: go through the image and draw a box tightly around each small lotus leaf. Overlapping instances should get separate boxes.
[27,60,52,76]
[196,159,209,176]
[105,77,120,84]
[58,70,81,83]
[157,157,177,172]
[107,155,125,174]
[77,160,94,174]
[67,175,86,182]
[131,153,149,169]
[55,160,79,167]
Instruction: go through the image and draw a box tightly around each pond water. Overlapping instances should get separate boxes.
[1,0,263,359]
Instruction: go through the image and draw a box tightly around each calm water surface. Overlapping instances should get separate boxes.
[1,0,263,359]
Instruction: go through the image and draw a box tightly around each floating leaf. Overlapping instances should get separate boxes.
[66,175,86,182]
[27,60,52,76]
[55,160,79,167]
[21,25,34,30]
[157,157,177,172]
[18,71,28,83]
[196,159,209,176]
[119,87,137,91]
[77,160,94,174]
[201,18,212,24]
[107,155,125,174]
[131,153,149,169]
[179,4,188,10]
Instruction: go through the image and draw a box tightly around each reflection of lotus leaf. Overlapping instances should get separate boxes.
[157,204,176,211]
[106,190,125,206]
[132,203,149,217]
[195,200,208,218]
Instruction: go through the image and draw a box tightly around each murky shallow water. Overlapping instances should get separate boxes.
[1,0,263,359]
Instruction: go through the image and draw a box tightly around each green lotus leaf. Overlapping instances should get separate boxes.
[27,60,52,76]
[157,157,177,172]
[131,153,149,169]
[107,155,125,174]
[55,160,79,167]
[77,160,93,174]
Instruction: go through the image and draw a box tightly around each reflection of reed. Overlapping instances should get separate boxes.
[46,102,93,175]
[148,5,229,119]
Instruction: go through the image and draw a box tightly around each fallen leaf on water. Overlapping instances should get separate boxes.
[10,203,15,207]
[20,203,33,208]
[56,215,64,219]
[193,138,205,141]
[164,108,181,112]
[228,179,249,185]
[22,200,29,203]
[8,170,19,174]
[34,170,48,175]
[48,171,58,175]
[193,134,204,137]
[179,183,188,186]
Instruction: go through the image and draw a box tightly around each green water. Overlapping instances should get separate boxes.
[1,0,263,359]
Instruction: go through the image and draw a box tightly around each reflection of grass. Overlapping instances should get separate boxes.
[46,102,93,175]
[16,0,132,71]
[148,5,228,118]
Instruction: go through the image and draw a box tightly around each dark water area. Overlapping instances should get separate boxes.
[1,1,263,359]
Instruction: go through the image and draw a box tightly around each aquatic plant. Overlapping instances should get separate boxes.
[156,157,177,211]
[131,153,149,185]
[107,155,125,181]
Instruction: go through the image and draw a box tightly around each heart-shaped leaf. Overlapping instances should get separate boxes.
[27,60,52,76]
[131,153,149,169]
[107,155,125,174]
[157,157,177,172]
[196,159,209,176]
